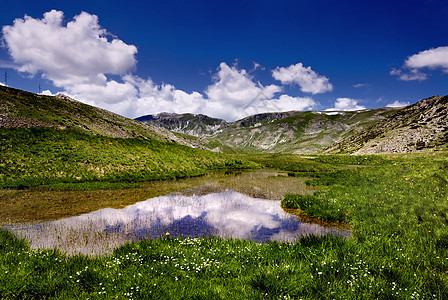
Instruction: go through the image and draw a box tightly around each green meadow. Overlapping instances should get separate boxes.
[0,127,257,189]
[1,149,447,299]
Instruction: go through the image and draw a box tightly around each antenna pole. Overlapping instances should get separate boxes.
[4,71,7,86]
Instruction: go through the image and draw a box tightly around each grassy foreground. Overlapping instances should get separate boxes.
[1,152,447,299]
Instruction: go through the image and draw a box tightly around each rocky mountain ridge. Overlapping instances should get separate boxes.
[137,108,401,153]
[2,85,446,155]
[137,94,448,154]
[135,112,229,137]
[325,95,448,154]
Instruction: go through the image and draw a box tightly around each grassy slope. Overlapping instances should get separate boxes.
[0,86,172,141]
[1,153,447,299]
[0,127,256,188]
[0,86,257,188]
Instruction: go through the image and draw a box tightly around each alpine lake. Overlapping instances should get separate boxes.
[1,170,350,256]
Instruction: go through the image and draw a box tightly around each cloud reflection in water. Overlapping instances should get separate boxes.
[11,190,349,255]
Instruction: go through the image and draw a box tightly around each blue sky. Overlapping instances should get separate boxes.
[1,0,448,120]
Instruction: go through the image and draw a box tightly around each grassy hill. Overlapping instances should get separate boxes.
[0,86,255,188]
[1,86,170,140]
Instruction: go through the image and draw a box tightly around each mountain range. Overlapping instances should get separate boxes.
[1,85,447,155]
[136,95,448,154]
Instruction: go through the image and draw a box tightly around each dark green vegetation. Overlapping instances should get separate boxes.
[0,85,256,189]
[1,153,447,299]
[235,153,338,172]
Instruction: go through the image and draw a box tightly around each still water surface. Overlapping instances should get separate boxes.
[9,188,349,256]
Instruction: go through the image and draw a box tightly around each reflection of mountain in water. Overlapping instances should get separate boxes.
[11,190,350,255]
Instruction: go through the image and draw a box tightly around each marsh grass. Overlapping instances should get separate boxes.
[235,153,339,172]
[1,152,448,299]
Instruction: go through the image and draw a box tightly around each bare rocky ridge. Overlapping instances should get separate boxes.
[137,108,400,153]
[135,113,229,137]
[325,95,448,154]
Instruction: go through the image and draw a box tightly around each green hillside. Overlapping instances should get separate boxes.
[0,86,255,188]
[0,86,169,140]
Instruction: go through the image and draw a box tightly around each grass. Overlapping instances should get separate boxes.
[0,127,258,189]
[1,152,447,298]
[234,153,338,172]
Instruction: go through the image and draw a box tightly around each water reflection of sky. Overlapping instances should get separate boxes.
[10,190,349,256]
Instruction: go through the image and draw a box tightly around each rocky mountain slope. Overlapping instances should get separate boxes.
[135,113,228,137]
[325,95,448,154]
[137,108,400,153]
[0,85,204,149]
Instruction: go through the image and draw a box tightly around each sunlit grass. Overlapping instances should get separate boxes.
[0,127,258,189]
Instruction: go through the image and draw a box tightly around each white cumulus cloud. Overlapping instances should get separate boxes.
[326,98,366,111]
[386,100,410,108]
[405,46,448,71]
[2,10,321,121]
[234,94,317,119]
[2,10,141,116]
[272,62,333,94]
[391,46,448,81]
[2,10,137,86]
[206,62,281,105]
[127,63,316,121]
[125,75,207,118]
